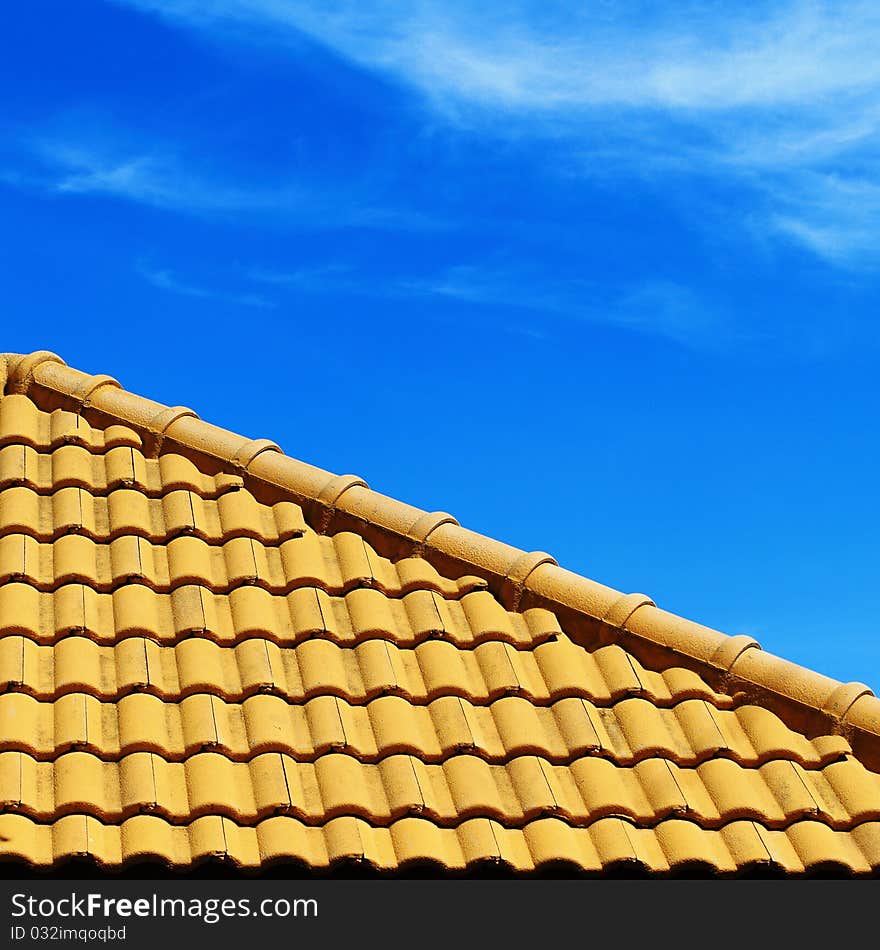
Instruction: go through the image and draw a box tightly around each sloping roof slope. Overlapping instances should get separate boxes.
[1,350,879,875]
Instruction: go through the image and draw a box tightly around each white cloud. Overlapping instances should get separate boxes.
[110,0,880,266]
[48,146,259,213]
[138,262,275,308]
[17,129,441,230]
[417,269,732,347]
[248,264,359,291]
[250,261,729,348]
[114,2,880,111]
[771,174,880,263]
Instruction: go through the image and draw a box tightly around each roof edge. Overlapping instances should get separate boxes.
[4,351,878,756]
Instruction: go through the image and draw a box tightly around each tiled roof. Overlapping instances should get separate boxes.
[1,349,879,875]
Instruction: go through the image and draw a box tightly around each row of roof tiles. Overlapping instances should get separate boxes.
[0,692,843,766]
[0,484,309,543]
[0,634,728,705]
[0,581,556,647]
[0,442,243,498]
[0,396,145,451]
[3,813,880,874]
[0,533,500,598]
[0,749,876,827]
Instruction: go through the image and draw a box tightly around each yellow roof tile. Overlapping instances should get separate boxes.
[0,350,879,875]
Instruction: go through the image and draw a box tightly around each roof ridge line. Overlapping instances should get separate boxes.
[4,350,878,758]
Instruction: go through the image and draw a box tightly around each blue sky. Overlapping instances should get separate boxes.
[2,1,878,688]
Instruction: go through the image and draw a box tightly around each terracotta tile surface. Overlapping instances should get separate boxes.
[0,351,879,875]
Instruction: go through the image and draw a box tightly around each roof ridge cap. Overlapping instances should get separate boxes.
[2,351,67,396]
[9,350,879,753]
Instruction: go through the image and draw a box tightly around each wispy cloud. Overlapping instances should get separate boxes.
[116,2,880,111]
[771,174,880,264]
[138,261,275,308]
[10,126,441,231]
[45,143,269,215]
[249,261,731,348]
[400,267,731,348]
[112,0,880,267]
[247,264,359,293]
